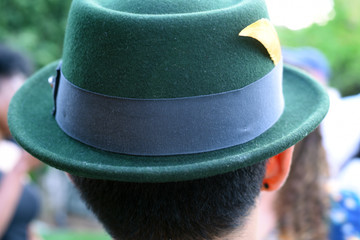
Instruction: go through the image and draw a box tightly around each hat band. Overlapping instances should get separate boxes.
[53,60,284,156]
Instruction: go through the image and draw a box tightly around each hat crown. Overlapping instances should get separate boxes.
[61,0,273,98]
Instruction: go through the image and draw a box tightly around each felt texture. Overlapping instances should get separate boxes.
[62,0,274,98]
[8,61,329,182]
[8,0,329,182]
[97,0,242,14]
[54,60,284,155]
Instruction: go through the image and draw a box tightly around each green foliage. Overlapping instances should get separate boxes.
[0,0,359,95]
[277,0,360,96]
[0,0,72,69]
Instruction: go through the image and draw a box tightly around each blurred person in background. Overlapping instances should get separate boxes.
[0,44,42,240]
[259,128,329,240]
[260,128,360,240]
[258,47,360,240]
[6,0,330,239]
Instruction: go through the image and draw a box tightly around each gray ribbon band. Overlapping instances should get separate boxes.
[54,60,284,156]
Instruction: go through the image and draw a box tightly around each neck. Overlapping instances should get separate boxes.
[221,198,260,240]
[257,191,277,240]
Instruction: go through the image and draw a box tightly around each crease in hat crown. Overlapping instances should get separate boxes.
[61,0,274,99]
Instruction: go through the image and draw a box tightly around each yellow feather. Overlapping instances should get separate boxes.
[239,19,282,65]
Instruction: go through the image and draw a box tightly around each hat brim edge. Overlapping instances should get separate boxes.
[8,61,329,182]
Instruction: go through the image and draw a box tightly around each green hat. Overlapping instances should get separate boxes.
[8,0,329,182]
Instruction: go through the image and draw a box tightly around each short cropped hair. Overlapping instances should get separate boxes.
[0,44,32,78]
[71,160,267,240]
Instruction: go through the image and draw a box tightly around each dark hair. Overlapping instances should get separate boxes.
[71,160,267,240]
[0,44,32,78]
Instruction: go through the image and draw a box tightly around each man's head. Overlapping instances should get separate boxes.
[71,161,266,240]
[8,0,329,239]
[69,147,293,240]
[0,44,32,138]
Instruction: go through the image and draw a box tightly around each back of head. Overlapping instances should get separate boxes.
[71,160,267,240]
[0,44,32,79]
[0,44,32,138]
[7,0,330,239]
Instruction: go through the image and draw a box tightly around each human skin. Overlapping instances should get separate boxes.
[0,75,42,238]
[0,151,41,237]
[67,147,294,240]
[225,147,294,240]
[0,74,24,138]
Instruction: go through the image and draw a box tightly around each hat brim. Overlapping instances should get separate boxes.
[9,61,329,182]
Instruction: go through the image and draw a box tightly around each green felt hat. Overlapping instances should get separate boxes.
[9,0,329,182]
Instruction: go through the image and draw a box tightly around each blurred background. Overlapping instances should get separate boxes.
[0,0,359,239]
